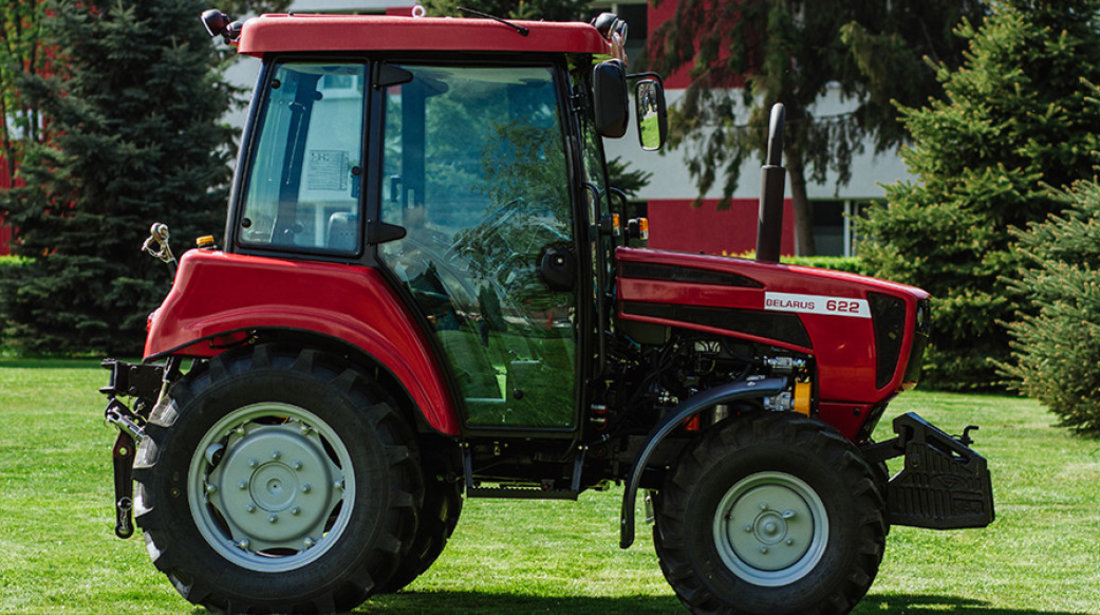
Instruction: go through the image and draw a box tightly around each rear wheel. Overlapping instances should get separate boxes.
[133,345,422,613]
[378,446,463,593]
[653,412,886,615]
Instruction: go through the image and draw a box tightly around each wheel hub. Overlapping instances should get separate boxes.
[713,471,828,587]
[725,484,814,570]
[189,403,354,573]
[208,426,340,545]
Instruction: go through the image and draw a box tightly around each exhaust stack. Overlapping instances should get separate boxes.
[755,103,786,263]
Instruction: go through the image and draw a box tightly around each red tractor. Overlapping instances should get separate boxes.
[100,8,993,614]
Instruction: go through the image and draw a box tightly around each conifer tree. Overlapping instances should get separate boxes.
[647,0,982,255]
[1004,178,1100,435]
[859,0,1100,390]
[0,0,234,355]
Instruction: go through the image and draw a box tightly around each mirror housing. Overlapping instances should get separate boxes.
[593,60,629,138]
[634,79,668,151]
[539,246,576,292]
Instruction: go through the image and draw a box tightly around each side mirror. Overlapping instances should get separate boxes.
[539,246,576,292]
[593,60,629,138]
[634,79,668,151]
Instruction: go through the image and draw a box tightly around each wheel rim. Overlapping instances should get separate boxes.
[712,471,828,587]
[188,402,355,573]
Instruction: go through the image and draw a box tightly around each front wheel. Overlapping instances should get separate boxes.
[653,412,886,615]
[133,346,423,613]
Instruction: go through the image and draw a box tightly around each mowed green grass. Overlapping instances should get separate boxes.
[1,360,1098,614]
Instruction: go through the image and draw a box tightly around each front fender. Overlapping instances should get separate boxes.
[144,250,459,435]
[619,377,788,549]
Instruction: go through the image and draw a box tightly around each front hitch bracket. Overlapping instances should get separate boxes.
[100,359,169,539]
[111,429,136,539]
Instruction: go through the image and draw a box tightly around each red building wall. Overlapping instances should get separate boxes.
[646,197,795,257]
[641,2,785,257]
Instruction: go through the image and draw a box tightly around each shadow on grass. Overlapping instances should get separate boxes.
[354,591,1093,615]
[178,592,1091,615]
[356,590,681,614]
[855,593,1093,615]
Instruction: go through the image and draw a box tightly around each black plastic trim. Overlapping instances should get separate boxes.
[868,292,907,389]
[621,301,812,349]
[619,261,763,288]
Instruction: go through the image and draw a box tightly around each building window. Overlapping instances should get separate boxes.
[811,200,873,257]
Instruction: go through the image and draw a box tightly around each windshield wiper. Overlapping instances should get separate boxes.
[457,7,529,36]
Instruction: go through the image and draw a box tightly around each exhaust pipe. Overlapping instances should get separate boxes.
[755,103,786,263]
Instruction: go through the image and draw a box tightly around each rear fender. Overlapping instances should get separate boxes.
[144,250,459,435]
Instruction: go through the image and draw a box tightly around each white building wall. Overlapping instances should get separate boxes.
[604,86,912,202]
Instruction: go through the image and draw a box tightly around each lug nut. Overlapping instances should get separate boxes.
[268,514,278,523]
[292,460,303,471]
[301,483,312,494]
[248,457,259,468]
[291,506,301,516]
[246,503,256,513]
[238,480,248,490]
[271,450,281,460]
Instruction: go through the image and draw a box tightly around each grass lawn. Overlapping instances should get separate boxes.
[1,360,1098,614]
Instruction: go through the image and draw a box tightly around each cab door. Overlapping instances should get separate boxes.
[374,62,578,430]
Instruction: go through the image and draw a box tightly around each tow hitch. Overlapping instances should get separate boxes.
[99,359,170,539]
[863,412,995,529]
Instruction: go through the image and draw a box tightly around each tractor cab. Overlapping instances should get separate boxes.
[192,11,665,435]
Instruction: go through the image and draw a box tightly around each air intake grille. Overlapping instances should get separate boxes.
[868,292,906,389]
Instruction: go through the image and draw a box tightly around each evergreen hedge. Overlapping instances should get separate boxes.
[857,0,1100,391]
[1003,180,1100,436]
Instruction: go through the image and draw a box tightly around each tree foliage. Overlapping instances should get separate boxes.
[859,0,1100,390]
[0,0,49,182]
[0,0,234,355]
[1003,178,1100,435]
[647,0,983,255]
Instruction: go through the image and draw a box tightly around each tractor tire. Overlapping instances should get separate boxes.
[653,412,886,615]
[132,345,423,614]
[378,447,463,593]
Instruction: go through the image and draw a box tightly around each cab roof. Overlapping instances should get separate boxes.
[237,14,614,57]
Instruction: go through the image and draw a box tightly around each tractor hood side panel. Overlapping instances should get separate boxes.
[145,249,460,435]
[615,247,930,410]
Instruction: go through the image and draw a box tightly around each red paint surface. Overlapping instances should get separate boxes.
[616,247,929,439]
[646,1,746,90]
[647,198,796,257]
[145,250,460,436]
[237,14,612,56]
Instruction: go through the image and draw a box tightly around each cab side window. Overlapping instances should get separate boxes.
[238,62,366,254]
